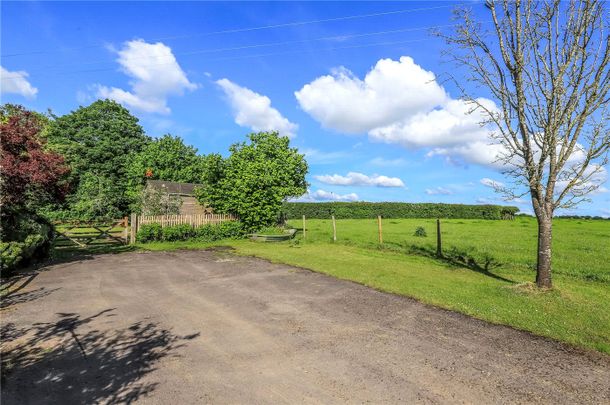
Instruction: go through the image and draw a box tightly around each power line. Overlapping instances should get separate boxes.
[5,22,461,76]
[1,3,465,58]
[1,37,435,81]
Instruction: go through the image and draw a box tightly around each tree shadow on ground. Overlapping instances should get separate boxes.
[1,309,199,404]
[50,243,138,265]
[406,244,514,283]
[0,272,60,310]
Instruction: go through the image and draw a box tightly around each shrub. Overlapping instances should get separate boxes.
[136,222,244,243]
[1,242,24,273]
[194,222,244,242]
[414,227,427,237]
[162,224,194,241]
[1,209,54,276]
[136,223,162,243]
[216,221,244,239]
[281,202,519,220]
[1,234,47,276]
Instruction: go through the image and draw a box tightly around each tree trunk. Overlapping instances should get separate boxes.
[535,215,553,288]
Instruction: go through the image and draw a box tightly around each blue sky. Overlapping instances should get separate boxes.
[2,1,608,216]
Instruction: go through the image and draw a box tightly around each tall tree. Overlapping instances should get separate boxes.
[45,99,150,219]
[442,0,609,288]
[196,132,308,231]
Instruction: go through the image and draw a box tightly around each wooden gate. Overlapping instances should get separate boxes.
[54,218,129,248]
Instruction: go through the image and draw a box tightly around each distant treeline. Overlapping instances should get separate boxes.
[282,202,520,220]
[555,215,610,220]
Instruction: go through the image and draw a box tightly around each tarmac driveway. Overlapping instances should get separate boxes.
[1,249,609,404]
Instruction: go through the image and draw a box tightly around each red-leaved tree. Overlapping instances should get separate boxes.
[0,105,70,212]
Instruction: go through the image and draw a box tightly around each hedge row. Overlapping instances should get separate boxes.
[281,202,519,220]
[137,221,244,243]
[1,233,49,275]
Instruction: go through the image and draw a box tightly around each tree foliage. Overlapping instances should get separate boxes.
[127,134,206,184]
[0,104,66,271]
[45,99,150,219]
[1,104,70,211]
[196,132,308,231]
[126,134,207,211]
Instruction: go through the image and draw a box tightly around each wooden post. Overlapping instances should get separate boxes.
[302,215,306,238]
[130,213,137,244]
[436,218,442,257]
[122,216,129,243]
[377,215,383,245]
[332,215,336,242]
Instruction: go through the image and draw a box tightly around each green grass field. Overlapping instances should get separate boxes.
[288,217,610,283]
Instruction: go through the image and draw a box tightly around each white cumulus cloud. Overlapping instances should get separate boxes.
[295,56,447,134]
[1,66,38,98]
[217,78,298,138]
[294,189,360,202]
[96,39,197,114]
[296,56,507,168]
[314,172,405,187]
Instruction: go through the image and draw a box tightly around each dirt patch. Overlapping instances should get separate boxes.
[1,250,608,404]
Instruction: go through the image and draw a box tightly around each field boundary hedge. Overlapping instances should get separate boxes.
[282,202,519,220]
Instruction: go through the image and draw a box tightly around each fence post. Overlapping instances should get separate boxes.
[436,218,442,257]
[302,215,306,238]
[122,216,128,243]
[130,213,137,244]
[377,215,383,245]
[332,215,336,242]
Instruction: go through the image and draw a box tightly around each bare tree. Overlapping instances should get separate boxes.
[440,0,609,288]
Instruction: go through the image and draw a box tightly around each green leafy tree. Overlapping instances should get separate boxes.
[69,172,125,221]
[45,99,150,219]
[127,134,206,183]
[126,134,207,210]
[196,132,308,231]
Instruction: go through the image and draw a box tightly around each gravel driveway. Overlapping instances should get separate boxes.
[1,249,608,404]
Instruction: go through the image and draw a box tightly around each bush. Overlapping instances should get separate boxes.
[194,222,244,242]
[1,234,46,276]
[162,224,194,241]
[281,202,519,220]
[1,209,54,276]
[1,242,24,272]
[414,227,427,237]
[136,222,244,243]
[136,224,162,243]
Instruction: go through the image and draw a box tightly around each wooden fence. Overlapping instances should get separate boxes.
[130,213,238,243]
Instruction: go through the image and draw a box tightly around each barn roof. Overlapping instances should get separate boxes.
[146,180,202,196]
